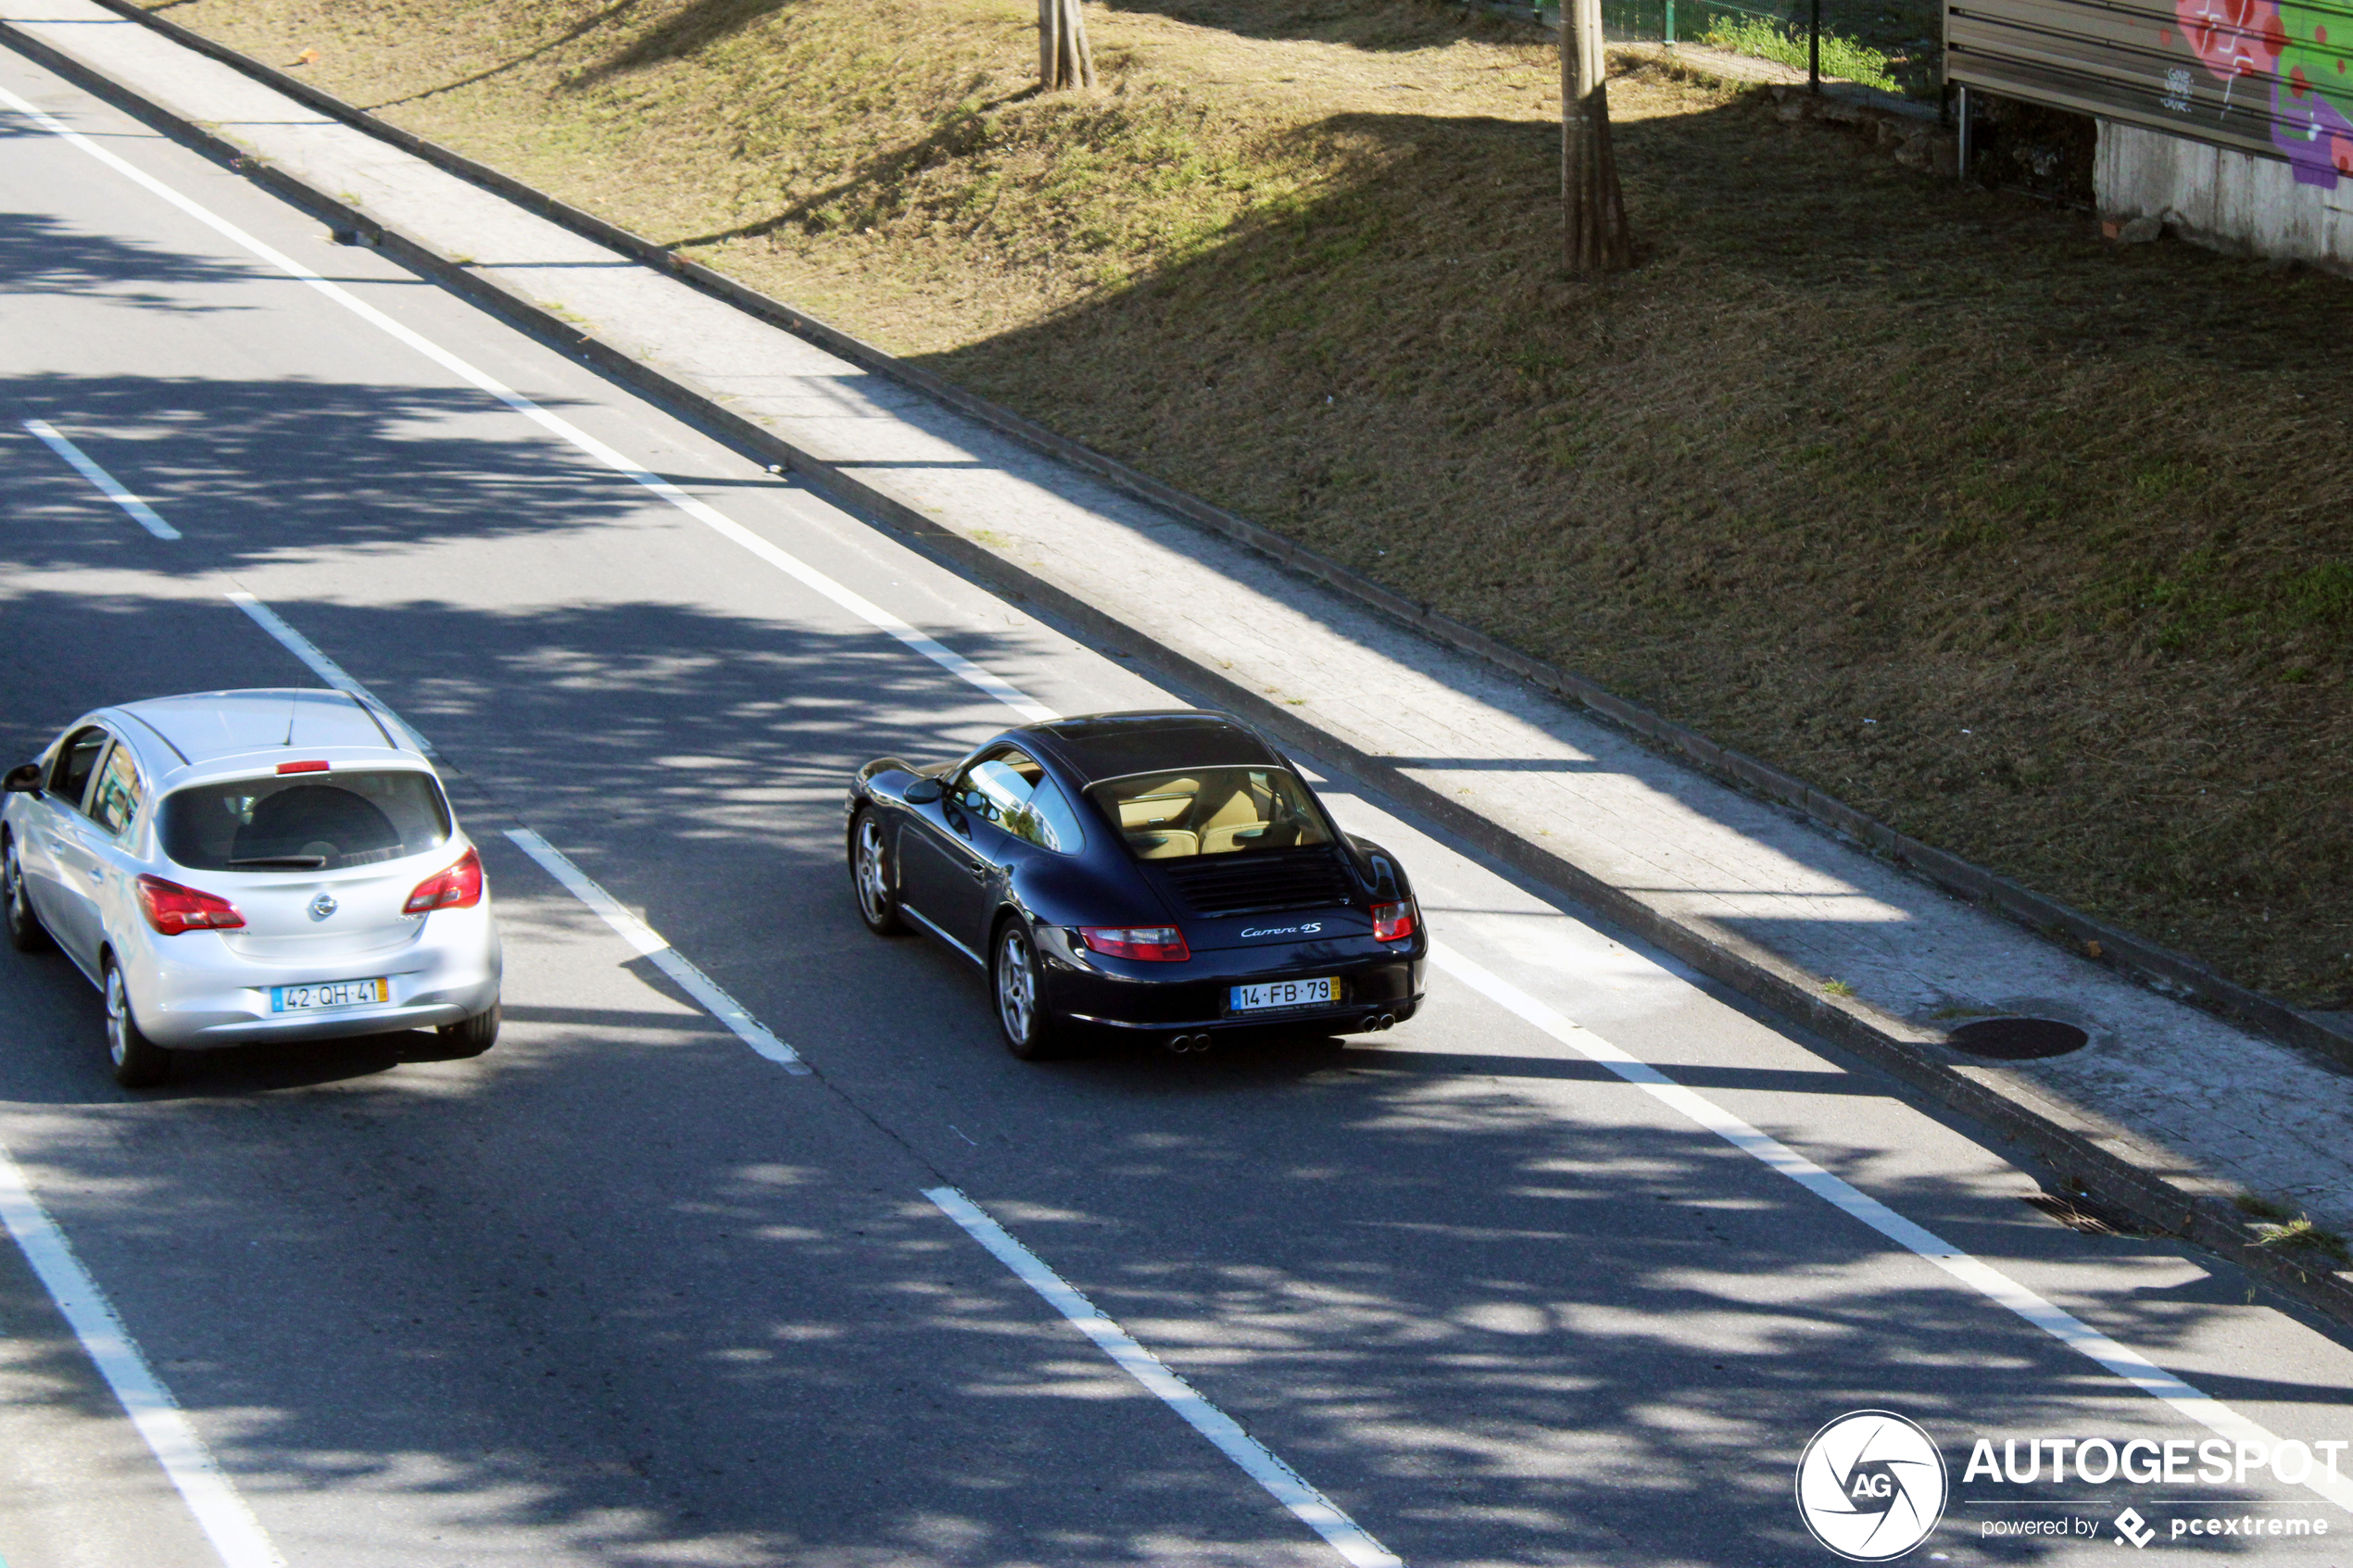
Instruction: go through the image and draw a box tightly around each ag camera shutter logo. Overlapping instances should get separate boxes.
[1795,1411,1950,1561]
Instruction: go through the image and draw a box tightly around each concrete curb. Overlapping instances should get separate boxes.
[12,10,2352,1332]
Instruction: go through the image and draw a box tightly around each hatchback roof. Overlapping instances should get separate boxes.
[1031,710,1278,783]
[116,689,408,765]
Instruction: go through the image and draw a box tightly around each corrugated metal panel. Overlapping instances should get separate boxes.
[1949,0,2353,180]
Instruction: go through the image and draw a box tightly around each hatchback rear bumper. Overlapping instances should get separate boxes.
[120,903,501,1049]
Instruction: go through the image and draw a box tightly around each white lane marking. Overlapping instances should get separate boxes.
[0,1140,284,1568]
[1427,943,2353,1515]
[20,419,182,539]
[925,1186,1403,1568]
[220,588,437,756]
[220,580,808,1074]
[504,828,809,1074]
[0,84,1055,725]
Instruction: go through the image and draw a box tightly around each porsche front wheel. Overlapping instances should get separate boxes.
[850,810,908,936]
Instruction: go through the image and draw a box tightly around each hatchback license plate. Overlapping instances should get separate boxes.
[1228,976,1337,1013]
[271,977,388,1013]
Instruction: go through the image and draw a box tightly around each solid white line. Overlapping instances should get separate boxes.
[21,419,182,539]
[0,82,1056,725]
[0,1139,284,1568]
[925,1186,1403,1568]
[1426,942,2353,1515]
[220,588,436,756]
[503,828,809,1073]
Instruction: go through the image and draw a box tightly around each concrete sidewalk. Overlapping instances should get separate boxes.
[6,1,2350,1316]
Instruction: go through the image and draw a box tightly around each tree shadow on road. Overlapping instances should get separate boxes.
[0,563,2333,1566]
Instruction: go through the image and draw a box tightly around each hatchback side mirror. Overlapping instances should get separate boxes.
[3,763,40,795]
[902,777,944,805]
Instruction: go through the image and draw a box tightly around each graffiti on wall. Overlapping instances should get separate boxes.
[2172,0,2353,182]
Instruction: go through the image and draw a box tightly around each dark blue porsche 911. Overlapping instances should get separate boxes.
[846,709,1426,1059]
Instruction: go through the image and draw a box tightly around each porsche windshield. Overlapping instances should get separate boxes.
[1088,767,1333,860]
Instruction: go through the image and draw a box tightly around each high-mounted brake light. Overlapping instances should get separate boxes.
[1371,900,1417,943]
[136,875,245,935]
[1078,925,1191,962]
[276,759,331,774]
[403,847,484,914]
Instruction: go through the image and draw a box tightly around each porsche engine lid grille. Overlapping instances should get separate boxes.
[1158,847,1353,917]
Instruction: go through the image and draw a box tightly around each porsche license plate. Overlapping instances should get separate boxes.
[271,977,388,1013]
[1228,976,1337,1013]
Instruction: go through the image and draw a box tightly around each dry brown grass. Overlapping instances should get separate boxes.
[148,0,2353,1005]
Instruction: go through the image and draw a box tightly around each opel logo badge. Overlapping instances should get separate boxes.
[308,892,338,922]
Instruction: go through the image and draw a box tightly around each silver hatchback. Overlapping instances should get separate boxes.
[2,688,503,1086]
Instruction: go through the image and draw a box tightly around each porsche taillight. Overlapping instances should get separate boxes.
[1078,925,1191,962]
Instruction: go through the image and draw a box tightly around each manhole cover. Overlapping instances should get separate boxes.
[1945,1017,2088,1060]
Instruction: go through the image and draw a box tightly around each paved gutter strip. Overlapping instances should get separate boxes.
[74,0,2353,1084]
[7,5,2352,1332]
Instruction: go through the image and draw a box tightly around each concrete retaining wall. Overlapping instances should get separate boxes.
[2097,118,2353,273]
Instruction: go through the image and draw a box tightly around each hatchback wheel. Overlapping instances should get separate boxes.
[850,810,907,936]
[437,1001,500,1058]
[3,839,47,954]
[103,960,170,1089]
[992,921,1063,1060]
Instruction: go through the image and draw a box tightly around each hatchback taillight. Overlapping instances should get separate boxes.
[404,847,484,914]
[1371,899,1417,943]
[1078,925,1191,962]
[136,875,245,935]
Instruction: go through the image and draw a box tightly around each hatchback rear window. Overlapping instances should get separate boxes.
[1088,767,1333,860]
[160,771,453,872]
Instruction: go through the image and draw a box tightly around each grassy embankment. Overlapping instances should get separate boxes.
[148,0,2353,1007]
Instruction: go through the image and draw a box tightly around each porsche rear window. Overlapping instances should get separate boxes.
[160,771,452,872]
[1088,767,1333,860]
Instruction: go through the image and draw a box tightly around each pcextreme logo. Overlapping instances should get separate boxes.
[1795,1411,1952,1562]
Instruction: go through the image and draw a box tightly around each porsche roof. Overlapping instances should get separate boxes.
[1030,710,1280,784]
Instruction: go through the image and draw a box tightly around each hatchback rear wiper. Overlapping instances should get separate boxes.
[229,855,329,868]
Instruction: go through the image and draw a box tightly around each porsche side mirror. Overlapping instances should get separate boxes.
[901,777,944,805]
[3,763,40,795]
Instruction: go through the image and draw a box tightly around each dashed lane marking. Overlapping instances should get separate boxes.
[20,419,181,539]
[926,1185,1403,1568]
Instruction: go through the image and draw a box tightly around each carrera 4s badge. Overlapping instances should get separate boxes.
[1239,922,1324,939]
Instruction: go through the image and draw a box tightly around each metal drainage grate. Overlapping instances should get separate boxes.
[1945,1017,2089,1060]
[2022,1189,2141,1236]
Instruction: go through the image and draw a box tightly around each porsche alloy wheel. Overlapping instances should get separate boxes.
[993,922,1063,1060]
[851,811,907,936]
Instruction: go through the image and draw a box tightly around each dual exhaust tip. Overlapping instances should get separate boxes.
[1162,1013,1395,1055]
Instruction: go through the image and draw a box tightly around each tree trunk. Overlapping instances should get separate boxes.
[1560,0,1631,273]
[1041,0,1096,90]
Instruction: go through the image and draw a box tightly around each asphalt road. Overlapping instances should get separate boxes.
[2,41,2349,1568]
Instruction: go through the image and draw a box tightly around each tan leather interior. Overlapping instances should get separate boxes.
[1117,779,1198,830]
[1128,830,1200,859]
[1101,768,1325,859]
[1196,776,1272,854]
